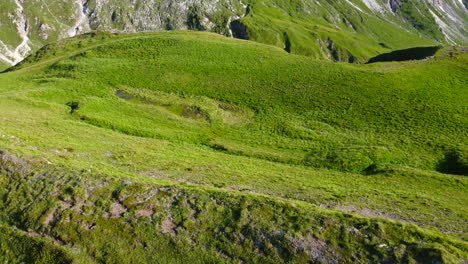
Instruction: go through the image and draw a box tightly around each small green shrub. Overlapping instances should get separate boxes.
[438,148,468,175]
[66,101,80,114]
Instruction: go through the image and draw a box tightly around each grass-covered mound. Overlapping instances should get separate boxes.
[0,31,467,263]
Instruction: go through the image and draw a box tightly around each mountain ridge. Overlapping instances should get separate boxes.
[0,0,466,70]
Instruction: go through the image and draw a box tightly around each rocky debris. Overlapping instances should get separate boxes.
[428,8,466,45]
[85,0,245,34]
[227,2,249,37]
[361,0,387,13]
[65,0,91,38]
[319,38,357,63]
[389,0,402,13]
[39,23,53,40]
[0,0,31,65]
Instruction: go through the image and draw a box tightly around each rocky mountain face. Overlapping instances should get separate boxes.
[0,0,466,68]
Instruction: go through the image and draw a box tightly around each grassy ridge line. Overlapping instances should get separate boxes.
[1,0,466,72]
[3,32,167,73]
[5,31,287,73]
[0,151,467,263]
[0,0,439,71]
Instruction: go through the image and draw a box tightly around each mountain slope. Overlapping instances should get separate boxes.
[0,0,467,69]
[0,31,467,263]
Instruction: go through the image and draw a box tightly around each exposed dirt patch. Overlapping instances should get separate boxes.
[0,151,30,176]
[136,204,154,218]
[333,204,415,224]
[289,234,339,264]
[161,216,176,235]
[115,89,253,125]
[43,208,57,226]
[110,202,127,218]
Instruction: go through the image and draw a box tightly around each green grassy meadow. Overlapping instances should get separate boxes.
[0,31,467,263]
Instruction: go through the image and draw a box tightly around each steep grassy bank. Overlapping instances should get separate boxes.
[1,151,467,263]
[0,31,467,262]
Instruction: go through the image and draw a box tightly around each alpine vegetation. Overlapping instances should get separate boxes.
[0,0,467,263]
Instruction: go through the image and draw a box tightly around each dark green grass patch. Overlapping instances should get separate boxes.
[367,46,442,63]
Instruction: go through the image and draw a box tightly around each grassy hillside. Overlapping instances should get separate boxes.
[0,31,467,263]
[2,0,467,70]
[237,0,439,60]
